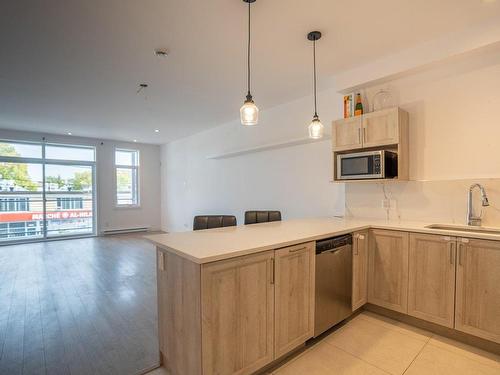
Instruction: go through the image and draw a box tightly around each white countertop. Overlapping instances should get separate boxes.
[145,217,500,264]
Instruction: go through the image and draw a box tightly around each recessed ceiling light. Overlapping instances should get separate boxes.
[154,49,168,58]
[67,132,72,135]
[154,129,160,133]
[133,139,137,143]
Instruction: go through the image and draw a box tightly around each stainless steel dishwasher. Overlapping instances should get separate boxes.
[314,234,352,337]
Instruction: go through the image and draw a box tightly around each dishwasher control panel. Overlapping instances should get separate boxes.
[316,234,352,254]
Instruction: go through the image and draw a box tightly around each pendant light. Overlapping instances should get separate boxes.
[240,0,259,126]
[307,31,324,139]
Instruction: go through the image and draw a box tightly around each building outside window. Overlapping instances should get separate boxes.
[115,149,139,206]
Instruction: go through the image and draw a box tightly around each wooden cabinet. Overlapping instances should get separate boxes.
[362,108,401,148]
[201,251,275,375]
[331,107,409,182]
[332,107,408,151]
[368,229,409,313]
[408,234,456,328]
[455,238,500,344]
[157,250,203,375]
[157,229,500,375]
[352,231,369,311]
[274,242,315,358]
[332,116,362,151]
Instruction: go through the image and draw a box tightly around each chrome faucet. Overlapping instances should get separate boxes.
[467,184,489,226]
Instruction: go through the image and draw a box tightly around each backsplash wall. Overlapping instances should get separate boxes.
[345,178,500,226]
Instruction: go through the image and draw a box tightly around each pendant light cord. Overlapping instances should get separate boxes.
[313,38,318,117]
[247,1,251,98]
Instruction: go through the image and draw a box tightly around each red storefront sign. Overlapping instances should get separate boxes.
[0,210,93,222]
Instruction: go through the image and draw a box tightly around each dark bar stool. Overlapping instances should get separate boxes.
[244,211,282,225]
[193,215,237,231]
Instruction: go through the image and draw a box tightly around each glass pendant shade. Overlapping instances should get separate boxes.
[240,99,259,126]
[308,116,324,139]
[307,31,323,139]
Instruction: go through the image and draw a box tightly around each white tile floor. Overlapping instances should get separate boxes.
[274,312,500,375]
[148,311,500,375]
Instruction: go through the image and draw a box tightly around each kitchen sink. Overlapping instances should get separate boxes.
[426,224,500,235]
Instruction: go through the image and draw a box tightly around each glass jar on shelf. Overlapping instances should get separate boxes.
[372,89,394,112]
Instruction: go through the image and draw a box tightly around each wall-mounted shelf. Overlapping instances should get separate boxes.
[330,178,405,184]
[206,136,331,160]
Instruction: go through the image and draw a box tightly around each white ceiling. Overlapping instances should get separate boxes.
[0,0,499,144]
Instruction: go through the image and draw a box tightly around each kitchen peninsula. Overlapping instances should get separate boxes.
[146,217,500,375]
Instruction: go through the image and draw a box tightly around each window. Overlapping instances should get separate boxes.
[45,144,95,162]
[0,139,96,242]
[56,197,83,210]
[115,149,139,206]
[0,197,30,212]
[0,141,42,159]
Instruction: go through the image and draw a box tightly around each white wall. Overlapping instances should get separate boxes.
[161,88,345,232]
[162,44,500,231]
[345,47,500,226]
[0,129,161,233]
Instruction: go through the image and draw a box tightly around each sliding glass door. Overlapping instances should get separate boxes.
[44,164,94,238]
[0,140,96,243]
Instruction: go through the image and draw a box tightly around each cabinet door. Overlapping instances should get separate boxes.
[332,116,362,151]
[274,242,315,358]
[362,107,399,148]
[201,251,275,375]
[368,229,409,313]
[408,234,456,328]
[455,238,500,344]
[352,231,369,311]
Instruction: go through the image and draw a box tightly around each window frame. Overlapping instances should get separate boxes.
[114,148,140,208]
[0,197,30,212]
[56,197,84,210]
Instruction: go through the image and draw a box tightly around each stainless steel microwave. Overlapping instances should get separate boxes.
[336,150,398,180]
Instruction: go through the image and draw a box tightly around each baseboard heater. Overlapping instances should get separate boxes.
[102,227,150,235]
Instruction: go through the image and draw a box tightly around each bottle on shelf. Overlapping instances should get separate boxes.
[343,95,352,118]
[354,93,364,116]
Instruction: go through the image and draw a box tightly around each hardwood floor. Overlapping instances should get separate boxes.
[0,234,159,375]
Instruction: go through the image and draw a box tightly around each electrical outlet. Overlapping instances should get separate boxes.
[382,199,391,209]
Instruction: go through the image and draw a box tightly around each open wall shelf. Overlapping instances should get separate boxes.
[206,136,331,160]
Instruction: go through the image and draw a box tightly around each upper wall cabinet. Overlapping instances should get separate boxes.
[332,107,408,152]
[332,107,409,182]
[362,108,401,148]
[332,116,363,152]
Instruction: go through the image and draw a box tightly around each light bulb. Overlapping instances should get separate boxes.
[240,99,259,126]
[308,116,324,139]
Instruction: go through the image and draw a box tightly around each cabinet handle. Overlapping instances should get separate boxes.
[448,242,455,265]
[458,243,463,266]
[270,258,275,284]
[358,128,361,144]
[363,127,367,143]
[158,251,165,271]
[289,246,307,253]
[354,236,359,255]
